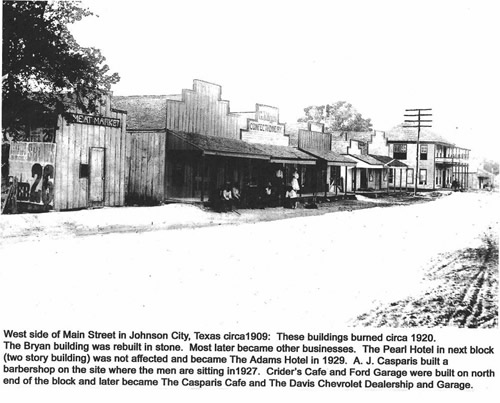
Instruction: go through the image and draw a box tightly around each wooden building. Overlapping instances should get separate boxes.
[7,96,128,212]
[330,130,408,193]
[385,126,470,190]
[113,79,318,205]
[297,123,357,196]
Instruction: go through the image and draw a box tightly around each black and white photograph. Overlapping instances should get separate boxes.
[1,0,498,401]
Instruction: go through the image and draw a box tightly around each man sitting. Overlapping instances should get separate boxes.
[220,182,232,212]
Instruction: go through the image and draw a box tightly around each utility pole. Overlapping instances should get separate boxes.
[403,108,432,196]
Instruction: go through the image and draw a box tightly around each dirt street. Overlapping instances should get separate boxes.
[0,191,497,330]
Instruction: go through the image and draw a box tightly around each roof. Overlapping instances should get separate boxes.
[369,154,408,168]
[345,154,385,168]
[300,148,357,166]
[251,143,317,165]
[168,130,269,160]
[112,95,169,130]
[476,167,496,178]
[385,125,455,145]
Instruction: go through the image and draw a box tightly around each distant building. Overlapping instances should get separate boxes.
[329,130,408,193]
[468,167,496,190]
[385,126,470,190]
[296,123,357,196]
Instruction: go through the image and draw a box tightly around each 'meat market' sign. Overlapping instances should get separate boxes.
[69,113,121,128]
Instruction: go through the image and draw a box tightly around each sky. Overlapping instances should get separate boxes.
[70,0,500,160]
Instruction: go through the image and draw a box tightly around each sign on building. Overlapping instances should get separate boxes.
[9,142,57,208]
[241,104,288,146]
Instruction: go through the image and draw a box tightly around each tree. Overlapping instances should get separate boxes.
[298,101,372,132]
[482,159,499,175]
[2,1,120,141]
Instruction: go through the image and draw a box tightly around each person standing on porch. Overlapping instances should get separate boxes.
[291,170,300,193]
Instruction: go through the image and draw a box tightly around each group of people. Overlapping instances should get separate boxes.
[219,182,241,212]
[217,170,301,211]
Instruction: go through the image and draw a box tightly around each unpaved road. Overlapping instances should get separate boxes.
[0,191,497,330]
[354,229,498,327]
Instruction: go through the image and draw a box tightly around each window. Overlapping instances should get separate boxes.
[388,169,394,184]
[359,142,368,155]
[407,168,414,184]
[393,144,407,160]
[419,169,427,185]
[420,144,428,160]
[79,163,89,178]
[369,169,373,182]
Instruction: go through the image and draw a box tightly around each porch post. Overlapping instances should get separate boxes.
[353,167,357,195]
[324,164,328,198]
[344,166,348,195]
[386,168,390,194]
[393,168,396,193]
[399,168,402,193]
[200,154,205,202]
[335,166,338,196]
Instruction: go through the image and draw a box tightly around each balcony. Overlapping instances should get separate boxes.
[435,156,454,164]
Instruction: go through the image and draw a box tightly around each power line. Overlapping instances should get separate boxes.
[403,108,433,196]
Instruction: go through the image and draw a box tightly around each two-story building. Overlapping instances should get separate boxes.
[328,130,408,193]
[385,126,470,190]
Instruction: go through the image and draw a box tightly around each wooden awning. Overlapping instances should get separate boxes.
[299,148,357,167]
[167,130,270,160]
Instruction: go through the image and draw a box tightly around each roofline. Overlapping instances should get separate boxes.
[345,154,384,166]
[127,128,166,133]
[386,139,455,146]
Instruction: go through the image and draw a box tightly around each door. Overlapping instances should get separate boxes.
[360,169,368,189]
[89,147,105,203]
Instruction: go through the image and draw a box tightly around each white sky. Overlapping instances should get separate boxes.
[71,0,500,160]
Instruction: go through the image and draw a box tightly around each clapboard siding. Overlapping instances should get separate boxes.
[165,80,245,139]
[298,130,332,151]
[53,98,127,211]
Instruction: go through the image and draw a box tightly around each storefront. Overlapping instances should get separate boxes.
[6,96,128,212]
[115,80,320,206]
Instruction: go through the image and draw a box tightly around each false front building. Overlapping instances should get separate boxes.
[113,79,318,205]
[6,96,128,212]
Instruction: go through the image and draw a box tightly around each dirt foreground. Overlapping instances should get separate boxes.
[0,191,449,243]
[353,229,499,328]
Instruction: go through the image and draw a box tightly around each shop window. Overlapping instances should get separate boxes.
[393,144,407,160]
[407,168,414,184]
[419,169,427,185]
[420,144,428,160]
